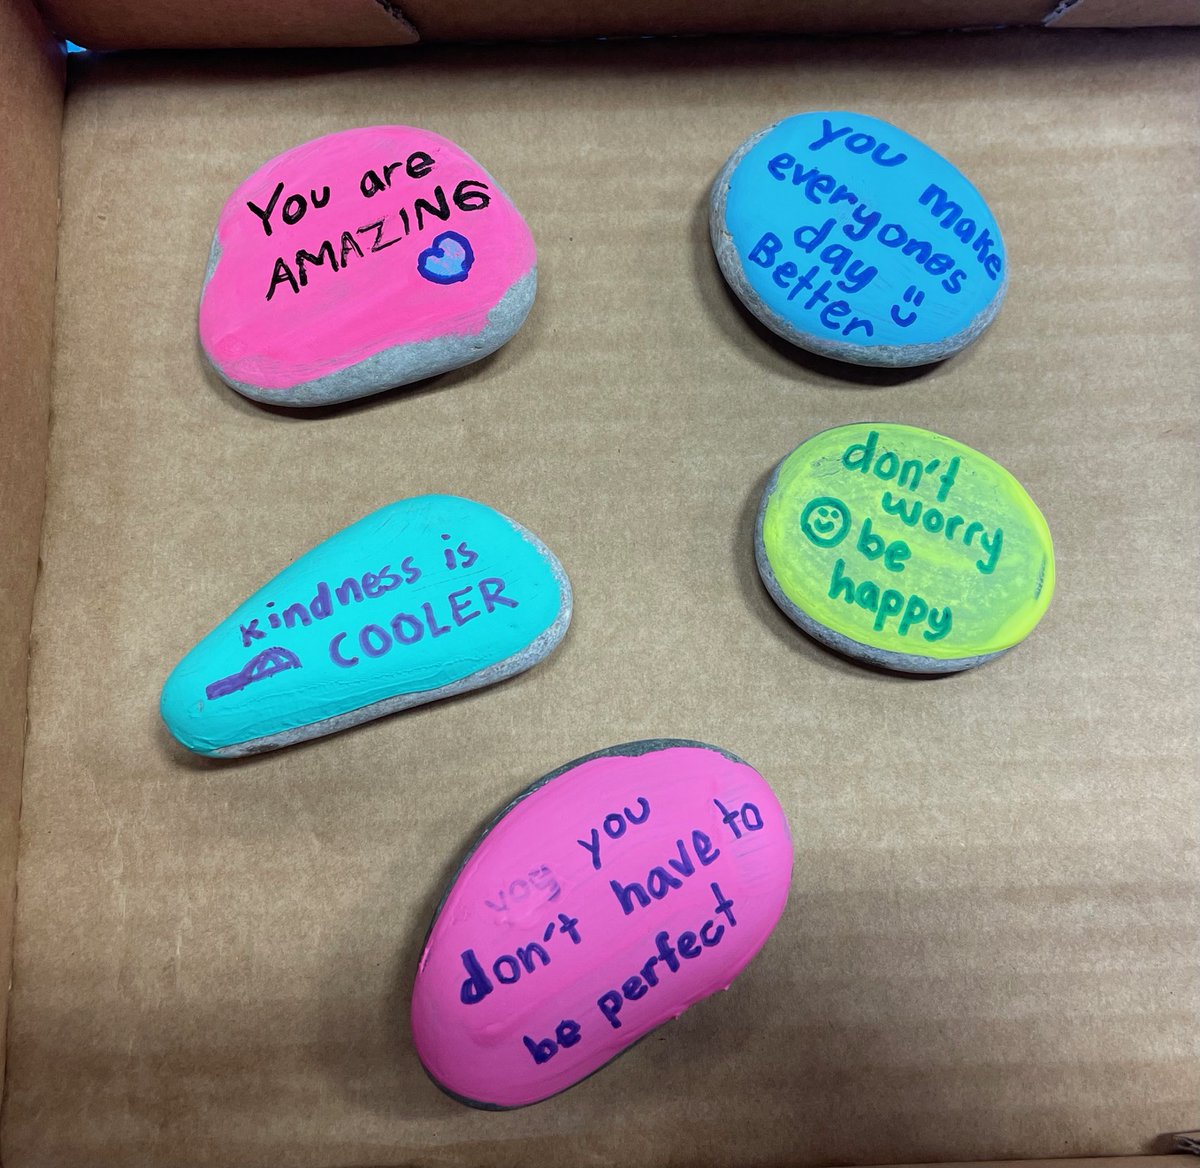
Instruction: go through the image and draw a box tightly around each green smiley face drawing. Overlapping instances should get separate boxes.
[799,496,851,548]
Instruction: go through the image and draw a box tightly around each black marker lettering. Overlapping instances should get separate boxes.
[246,181,284,237]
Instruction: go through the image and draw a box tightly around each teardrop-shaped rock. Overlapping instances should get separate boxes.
[411,740,794,1109]
[199,126,537,406]
[711,111,1006,366]
[161,496,570,756]
[756,423,1054,672]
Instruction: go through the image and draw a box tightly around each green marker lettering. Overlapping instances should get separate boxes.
[898,458,924,491]
[842,430,878,472]
[874,451,899,481]
[881,491,920,525]
[883,540,911,573]
[829,559,854,602]
[897,594,928,636]
[977,528,1003,574]
[873,589,904,632]
[925,607,953,641]
[937,456,960,502]
[765,424,1053,661]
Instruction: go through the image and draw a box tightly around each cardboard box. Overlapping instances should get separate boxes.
[1,2,1197,1164]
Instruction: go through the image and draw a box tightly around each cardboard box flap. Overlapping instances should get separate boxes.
[36,0,1200,48]
[400,0,1051,41]
[39,0,419,50]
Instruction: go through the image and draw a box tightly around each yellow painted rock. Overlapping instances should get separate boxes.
[756,424,1054,672]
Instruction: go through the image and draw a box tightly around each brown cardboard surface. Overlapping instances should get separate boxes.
[3,28,1198,1168]
[0,0,62,1127]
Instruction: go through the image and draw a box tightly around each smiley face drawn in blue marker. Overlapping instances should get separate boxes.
[799,496,851,548]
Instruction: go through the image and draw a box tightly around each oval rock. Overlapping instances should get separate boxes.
[411,739,793,1109]
[756,423,1054,672]
[711,111,1006,366]
[161,495,570,756]
[199,126,537,406]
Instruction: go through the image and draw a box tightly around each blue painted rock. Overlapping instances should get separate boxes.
[161,496,571,756]
[199,126,537,407]
[710,112,1007,367]
[411,739,794,1109]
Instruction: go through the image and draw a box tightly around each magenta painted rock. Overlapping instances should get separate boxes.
[411,740,794,1108]
[199,126,537,407]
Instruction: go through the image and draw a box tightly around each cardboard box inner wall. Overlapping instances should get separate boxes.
[0,0,63,1117]
[31,0,1200,50]
[2,22,1198,1168]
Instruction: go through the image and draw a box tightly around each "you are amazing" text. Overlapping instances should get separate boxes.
[244,149,493,301]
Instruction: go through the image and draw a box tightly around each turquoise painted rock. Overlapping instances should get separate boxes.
[710,112,1007,367]
[161,496,571,757]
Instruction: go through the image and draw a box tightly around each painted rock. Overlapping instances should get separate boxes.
[756,423,1054,672]
[710,112,1006,367]
[411,739,793,1109]
[199,126,537,406]
[161,495,570,756]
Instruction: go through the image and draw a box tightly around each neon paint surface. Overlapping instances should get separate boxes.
[759,424,1054,661]
[719,112,1005,352]
[199,126,536,391]
[411,741,793,1109]
[161,495,569,756]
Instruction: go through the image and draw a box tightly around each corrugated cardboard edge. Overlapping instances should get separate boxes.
[0,0,62,1139]
[879,1161,1198,1168]
[1046,0,1200,26]
[39,0,418,50]
[403,0,1048,40]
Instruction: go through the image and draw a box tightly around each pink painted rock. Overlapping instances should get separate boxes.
[199,126,537,407]
[411,740,794,1108]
